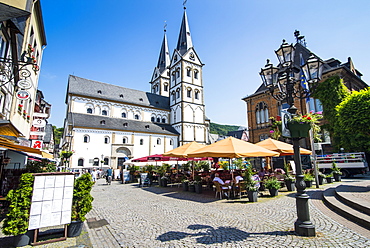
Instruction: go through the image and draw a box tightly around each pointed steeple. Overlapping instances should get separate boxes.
[156,29,170,73]
[176,8,193,55]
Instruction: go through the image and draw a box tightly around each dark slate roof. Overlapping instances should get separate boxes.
[68,113,179,136]
[226,130,245,139]
[67,75,170,110]
[43,124,53,143]
[176,10,193,55]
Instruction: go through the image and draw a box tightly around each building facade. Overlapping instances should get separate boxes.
[62,8,210,169]
[242,32,368,154]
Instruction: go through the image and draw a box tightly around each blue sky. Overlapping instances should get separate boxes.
[39,0,370,128]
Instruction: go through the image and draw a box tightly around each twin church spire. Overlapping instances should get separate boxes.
[150,7,195,96]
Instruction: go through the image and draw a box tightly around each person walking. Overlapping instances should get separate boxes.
[106,167,113,185]
[91,169,98,183]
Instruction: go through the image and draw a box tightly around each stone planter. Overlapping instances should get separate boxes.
[305,180,313,188]
[333,173,341,182]
[268,188,279,197]
[67,220,84,237]
[285,180,296,191]
[287,122,311,138]
[248,191,258,202]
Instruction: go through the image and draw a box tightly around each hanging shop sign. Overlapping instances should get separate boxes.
[16,90,30,100]
[33,119,46,127]
[17,79,32,89]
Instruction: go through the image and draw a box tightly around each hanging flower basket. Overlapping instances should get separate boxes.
[287,122,311,138]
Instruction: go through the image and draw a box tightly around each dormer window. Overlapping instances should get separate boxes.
[123,123,128,127]
[155,101,159,105]
[139,98,143,102]
[145,125,149,129]
[120,94,124,98]
[100,120,105,125]
[97,90,102,94]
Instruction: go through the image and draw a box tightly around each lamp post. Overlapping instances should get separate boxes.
[260,40,323,236]
[101,154,104,171]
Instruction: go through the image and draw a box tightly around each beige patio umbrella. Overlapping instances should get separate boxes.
[187,137,279,158]
[163,141,205,158]
[255,138,312,171]
[255,138,312,156]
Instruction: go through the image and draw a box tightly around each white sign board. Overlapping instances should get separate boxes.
[33,119,46,127]
[28,174,74,230]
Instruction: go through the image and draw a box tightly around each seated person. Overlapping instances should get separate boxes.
[252,173,261,190]
[234,172,244,184]
[213,173,231,189]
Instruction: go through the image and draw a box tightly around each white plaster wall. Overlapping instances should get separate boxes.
[183,104,194,122]
[194,106,204,123]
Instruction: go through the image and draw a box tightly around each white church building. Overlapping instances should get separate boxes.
[62,8,211,169]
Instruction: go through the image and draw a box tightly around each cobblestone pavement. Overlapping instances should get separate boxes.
[84,177,370,248]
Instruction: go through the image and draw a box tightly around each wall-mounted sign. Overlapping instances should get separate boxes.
[17,79,32,89]
[33,119,46,127]
[32,140,43,149]
[16,90,30,100]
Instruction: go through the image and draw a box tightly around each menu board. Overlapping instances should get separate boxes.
[28,174,74,230]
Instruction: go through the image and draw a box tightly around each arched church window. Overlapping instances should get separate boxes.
[187,89,192,98]
[176,89,180,99]
[140,139,144,145]
[176,70,180,78]
[187,68,191,77]
[151,117,155,122]
[170,139,173,145]
[78,159,84,166]
[83,135,90,143]
[156,117,160,122]
[87,108,93,114]
[194,71,198,79]
[164,84,168,92]
[195,91,199,100]
[171,92,175,101]
[102,110,107,116]
[157,138,161,145]
[162,118,166,123]
[121,112,127,118]
[134,114,139,120]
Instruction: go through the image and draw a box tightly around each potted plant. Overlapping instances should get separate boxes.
[194,175,202,194]
[2,173,35,247]
[182,178,189,191]
[326,173,334,183]
[287,111,322,138]
[284,173,296,191]
[317,172,325,185]
[264,177,281,196]
[331,162,342,181]
[303,172,314,188]
[188,181,196,192]
[68,173,94,237]
[244,166,258,202]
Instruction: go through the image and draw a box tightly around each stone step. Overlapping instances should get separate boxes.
[322,187,370,229]
[335,185,370,216]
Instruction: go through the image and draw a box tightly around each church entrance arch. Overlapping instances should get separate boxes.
[116,147,131,169]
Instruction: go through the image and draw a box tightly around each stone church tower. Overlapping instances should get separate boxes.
[150,7,209,146]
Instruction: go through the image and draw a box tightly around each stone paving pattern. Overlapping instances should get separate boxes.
[84,178,370,248]
[1,177,370,247]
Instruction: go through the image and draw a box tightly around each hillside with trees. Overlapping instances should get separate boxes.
[210,122,240,136]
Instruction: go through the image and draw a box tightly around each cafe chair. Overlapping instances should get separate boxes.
[213,181,230,199]
[234,181,247,199]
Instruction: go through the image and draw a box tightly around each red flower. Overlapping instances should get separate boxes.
[307,117,312,120]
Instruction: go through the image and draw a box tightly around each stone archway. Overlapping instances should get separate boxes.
[115,147,131,169]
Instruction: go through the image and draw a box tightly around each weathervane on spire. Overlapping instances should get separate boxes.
[183,0,187,9]
[164,21,167,32]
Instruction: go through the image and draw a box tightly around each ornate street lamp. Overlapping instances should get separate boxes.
[260,40,323,237]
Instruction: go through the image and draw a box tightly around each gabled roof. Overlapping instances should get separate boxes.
[176,9,193,56]
[67,75,170,110]
[68,113,179,136]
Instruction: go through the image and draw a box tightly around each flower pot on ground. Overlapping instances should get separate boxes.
[332,162,342,181]
[318,174,325,185]
[182,180,189,191]
[68,173,94,237]
[303,173,314,188]
[326,174,334,183]
[189,182,196,192]
[2,173,34,246]
[194,182,202,194]
[285,179,296,191]
[247,190,258,202]
[264,177,281,197]
[333,172,341,182]
[13,230,35,247]
[160,176,168,187]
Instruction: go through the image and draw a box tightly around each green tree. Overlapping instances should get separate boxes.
[210,122,239,136]
[312,76,349,146]
[53,126,64,145]
[336,88,370,153]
